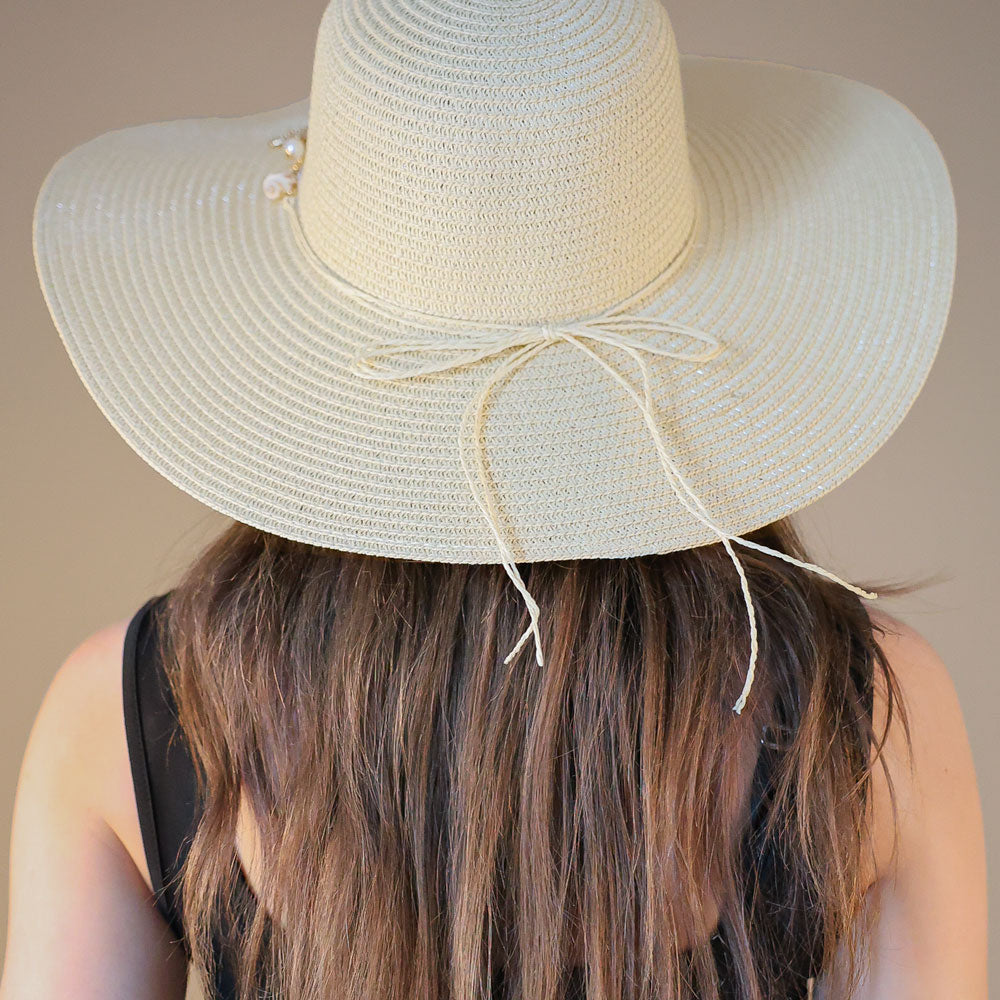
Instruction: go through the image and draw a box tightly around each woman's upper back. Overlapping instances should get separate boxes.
[0,599,987,1000]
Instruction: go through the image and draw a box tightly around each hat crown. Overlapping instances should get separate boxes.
[297,0,697,324]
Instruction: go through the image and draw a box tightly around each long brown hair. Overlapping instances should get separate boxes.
[157,516,915,1000]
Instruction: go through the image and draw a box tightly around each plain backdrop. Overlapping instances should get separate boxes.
[2,1,996,995]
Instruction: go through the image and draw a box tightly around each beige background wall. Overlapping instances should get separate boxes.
[2,0,996,990]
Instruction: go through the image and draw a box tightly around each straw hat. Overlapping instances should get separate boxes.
[32,0,956,712]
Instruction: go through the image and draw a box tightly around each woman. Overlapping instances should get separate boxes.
[2,0,986,997]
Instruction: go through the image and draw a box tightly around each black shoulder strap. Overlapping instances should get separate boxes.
[122,591,197,951]
[122,594,247,999]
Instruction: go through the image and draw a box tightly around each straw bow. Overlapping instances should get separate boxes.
[347,315,878,716]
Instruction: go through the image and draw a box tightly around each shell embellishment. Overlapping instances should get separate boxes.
[263,128,307,201]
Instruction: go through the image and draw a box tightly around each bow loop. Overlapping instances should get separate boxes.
[569,313,725,364]
[348,326,557,381]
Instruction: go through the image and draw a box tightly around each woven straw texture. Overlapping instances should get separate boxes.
[32,0,956,564]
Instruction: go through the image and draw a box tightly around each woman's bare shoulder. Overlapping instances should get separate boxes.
[1,613,186,998]
[863,607,974,881]
[15,614,154,893]
[822,606,988,998]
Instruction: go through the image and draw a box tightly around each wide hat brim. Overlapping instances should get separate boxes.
[33,55,956,564]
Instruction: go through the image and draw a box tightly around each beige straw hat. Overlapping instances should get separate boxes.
[33,0,956,712]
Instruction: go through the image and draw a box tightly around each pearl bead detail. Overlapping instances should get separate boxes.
[263,128,308,201]
[283,137,306,162]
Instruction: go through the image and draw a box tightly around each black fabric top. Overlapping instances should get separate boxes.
[123,593,242,999]
[122,591,874,999]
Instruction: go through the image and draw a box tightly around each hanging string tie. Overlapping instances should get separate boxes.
[274,172,877,716]
[346,318,877,716]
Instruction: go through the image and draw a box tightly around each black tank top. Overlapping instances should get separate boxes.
[123,591,874,999]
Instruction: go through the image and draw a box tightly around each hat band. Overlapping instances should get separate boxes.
[278,185,877,717]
